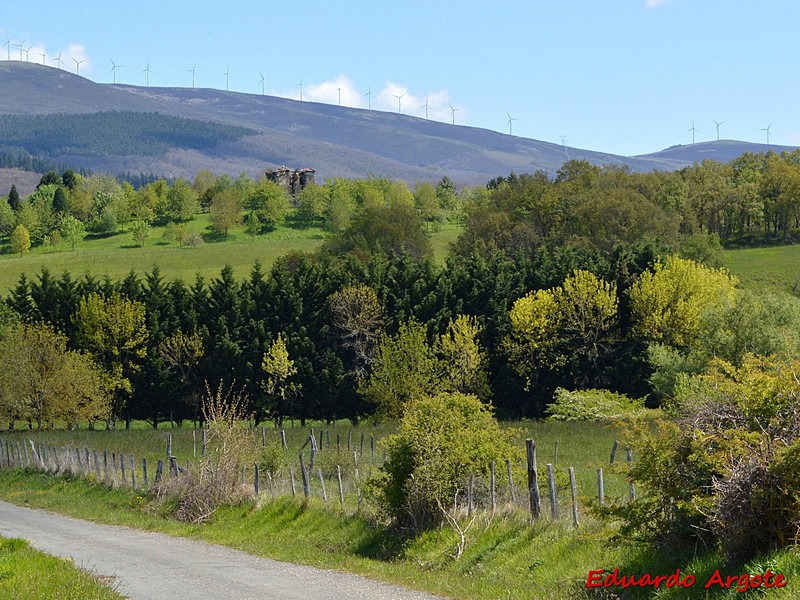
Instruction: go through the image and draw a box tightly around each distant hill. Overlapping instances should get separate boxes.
[0,61,795,186]
[636,140,798,164]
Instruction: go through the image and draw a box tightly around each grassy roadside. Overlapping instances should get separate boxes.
[0,534,125,600]
[0,469,623,599]
[1,469,797,599]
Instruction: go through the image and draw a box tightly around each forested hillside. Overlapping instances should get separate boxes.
[0,112,257,157]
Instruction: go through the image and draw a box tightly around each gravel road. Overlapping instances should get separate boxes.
[0,500,448,600]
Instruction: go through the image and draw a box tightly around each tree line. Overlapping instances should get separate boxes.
[2,153,800,429]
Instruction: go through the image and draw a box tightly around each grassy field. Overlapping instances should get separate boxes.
[724,244,800,293]
[3,417,798,599]
[0,535,125,599]
[0,215,463,294]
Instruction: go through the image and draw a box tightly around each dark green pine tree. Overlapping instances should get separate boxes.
[7,185,20,212]
[53,186,69,214]
[7,273,34,321]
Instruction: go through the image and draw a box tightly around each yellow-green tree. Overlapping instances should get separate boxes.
[261,333,301,425]
[0,323,110,429]
[505,288,564,390]
[73,293,148,427]
[359,319,440,420]
[559,270,618,369]
[9,224,31,254]
[435,315,491,400]
[629,255,737,349]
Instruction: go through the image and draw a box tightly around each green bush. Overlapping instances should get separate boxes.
[598,354,800,561]
[545,387,644,422]
[375,392,512,531]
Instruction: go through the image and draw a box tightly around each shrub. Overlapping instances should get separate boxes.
[598,354,800,561]
[152,382,254,523]
[376,392,512,531]
[545,387,644,422]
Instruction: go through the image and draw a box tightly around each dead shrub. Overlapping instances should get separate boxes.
[151,381,256,523]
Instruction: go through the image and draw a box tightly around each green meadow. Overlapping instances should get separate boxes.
[724,244,800,293]
[0,215,463,294]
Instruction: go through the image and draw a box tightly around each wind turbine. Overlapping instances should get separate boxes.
[712,120,724,141]
[51,51,63,70]
[73,57,85,75]
[364,86,372,110]
[22,43,31,62]
[188,63,197,88]
[507,113,518,135]
[393,92,406,114]
[561,135,571,160]
[15,39,25,61]
[259,72,265,95]
[110,59,123,84]
[687,121,699,144]
[337,87,342,106]
[142,61,152,86]
[298,81,303,101]
[38,52,46,65]
[761,122,772,145]
[420,97,431,119]
[223,66,230,91]
[449,104,458,125]
[2,34,10,61]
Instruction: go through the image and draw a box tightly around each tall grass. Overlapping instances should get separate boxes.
[0,535,124,600]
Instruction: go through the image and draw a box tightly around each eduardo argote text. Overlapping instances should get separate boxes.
[586,568,787,593]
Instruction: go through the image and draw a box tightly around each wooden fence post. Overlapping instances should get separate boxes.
[525,439,541,519]
[130,454,136,488]
[626,446,635,500]
[370,435,375,459]
[280,430,287,451]
[506,458,516,503]
[610,440,619,464]
[254,463,260,495]
[120,453,126,487]
[167,433,172,458]
[597,468,605,506]
[336,465,344,509]
[155,459,163,484]
[289,466,297,497]
[569,466,579,527]
[318,468,327,505]
[93,450,100,480]
[467,474,475,516]
[490,461,496,512]
[142,457,148,487]
[103,450,109,485]
[299,454,310,499]
[267,470,275,497]
[546,463,558,519]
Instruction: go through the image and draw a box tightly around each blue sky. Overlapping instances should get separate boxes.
[1,1,797,157]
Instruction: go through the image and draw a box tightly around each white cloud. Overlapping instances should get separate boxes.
[62,44,90,74]
[271,75,463,124]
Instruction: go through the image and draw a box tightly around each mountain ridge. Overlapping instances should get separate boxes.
[0,61,796,185]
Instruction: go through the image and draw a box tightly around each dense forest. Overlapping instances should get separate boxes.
[1,149,800,431]
[0,111,257,157]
